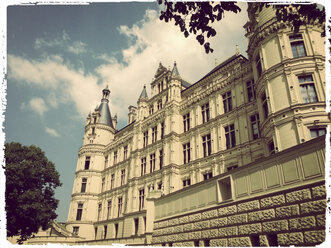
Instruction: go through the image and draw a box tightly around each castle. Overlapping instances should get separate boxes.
[25,3,328,246]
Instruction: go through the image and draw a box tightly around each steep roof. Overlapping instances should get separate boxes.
[98,102,113,128]
[139,85,148,100]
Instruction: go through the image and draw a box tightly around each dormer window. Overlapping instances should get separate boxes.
[157,100,163,110]
[149,105,154,115]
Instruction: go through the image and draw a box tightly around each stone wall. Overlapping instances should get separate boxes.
[151,182,326,246]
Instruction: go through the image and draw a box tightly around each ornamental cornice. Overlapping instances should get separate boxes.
[78,145,105,156]
[141,109,166,129]
[105,135,133,153]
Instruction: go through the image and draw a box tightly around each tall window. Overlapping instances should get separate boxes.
[157,99,163,110]
[101,177,105,192]
[91,127,95,135]
[113,151,118,165]
[110,174,115,189]
[298,75,318,103]
[183,142,191,164]
[183,178,191,187]
[202,134,212,157]
[121,169,125,186]
[261,92,269,119]
[123,145,128,160]
[269,140,275,155]
[118,197,123,217]
[256,55,262,78]
[141,157,146,176]
[246,80,256,102]
[290,34,306,58]
[81,178,87,193]
[114,223,118,238]
[134,218,139,235]
[159,149,163,170]
[183,113,190,132]
[152,126,157,143]
[84,156,90,170]
[310,128,326,138]
[104,225,107,239]
[97,203,102,221]
[107,200,112,220]
[201,103,210,123]
[161,122,165,139]
[225,124,236,149]
[203,172,213,180]
[139,189,145,211]
[143,131,149,147]
[76,203,83,221]
[104,155,108,168]
[149,105,154,115]
[222,91,232,113]
[250,114,260,140]
[150,153,156,173]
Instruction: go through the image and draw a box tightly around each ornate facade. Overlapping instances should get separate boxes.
[62,3,327,245]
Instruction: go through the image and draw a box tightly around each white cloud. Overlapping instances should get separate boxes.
[27,97,48,116]
[8,3,249,126]
[45,127,60,137]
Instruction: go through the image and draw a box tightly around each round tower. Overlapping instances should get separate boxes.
[66,86,116,239]
[245,3,327,154]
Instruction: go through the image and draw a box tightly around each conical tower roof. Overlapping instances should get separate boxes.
[98,86,114,128]
[171,61,181,78]
[139,85,148,100]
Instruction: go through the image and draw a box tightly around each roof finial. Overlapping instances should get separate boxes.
[235,44,239,55]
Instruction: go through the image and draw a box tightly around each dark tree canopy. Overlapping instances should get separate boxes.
[5,142,62,243]
[158,1,326,53]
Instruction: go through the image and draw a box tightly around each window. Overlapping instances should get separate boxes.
[101,177,105,192]
[246,80,256,102]
[261,92,269,119]
[110,174,115,189]
[183,142,191,164]
[149,105,154,115]
[143,131,149,147]
[134,218,139,235]
[267,234,278,246]
[113,151,118,165]
[222,91,232,113]
[250,235,260,246]
[139,189,145,211]
[94,227,98,240]
[93,117,97,124]
[256,55,262,78]
[194,240,199,247]
[141,157,146,176]
[81,178,87,193]
[227,165,238,171]
[225,124,236,149]
[152,126,157,143]
[183,178,191,187]
[158,181,162,190]
[202,134,212,157]
[104,225,107,239]
[250,114,260,140]
[76,203,83,221]
[203,239,210,247]
[123,146,128,160]
[310,128,326,138]
[218,177,232,201]
[201,103,210,123]
[107,200,112,220]
[203,172,213,180]
[118,197,123,217]
[97,203,102,221]
[269,140,275,155]
[73,226,79,235]
[183,113,190,132]
[114,223,118,238]
[298,75,318,103]
[84,156,90,170]
[92,127,95,135]
[159,149,163,170]
[161,122,165,139]
[121,169,125,186]
[150,153,156,173]
[290,34,306,58]
[104,155,108,168]
[157,99,163,110]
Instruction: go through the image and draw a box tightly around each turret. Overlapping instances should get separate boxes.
[128,105,137,124]
[137,85,149,121]
[168,62,182,102]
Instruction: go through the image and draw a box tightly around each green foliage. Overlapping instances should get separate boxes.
[5,142,62,243]
[158,1,241,53]
[158,1,326,54]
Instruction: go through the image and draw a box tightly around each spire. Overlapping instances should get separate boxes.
[139,85,148,100]
[171,61,180,78]
[98,86,114,128]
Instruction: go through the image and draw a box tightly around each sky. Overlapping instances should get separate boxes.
[4,0,251,222]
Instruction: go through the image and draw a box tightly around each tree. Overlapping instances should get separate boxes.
[157,1,326,53]
[5,142,62,243]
